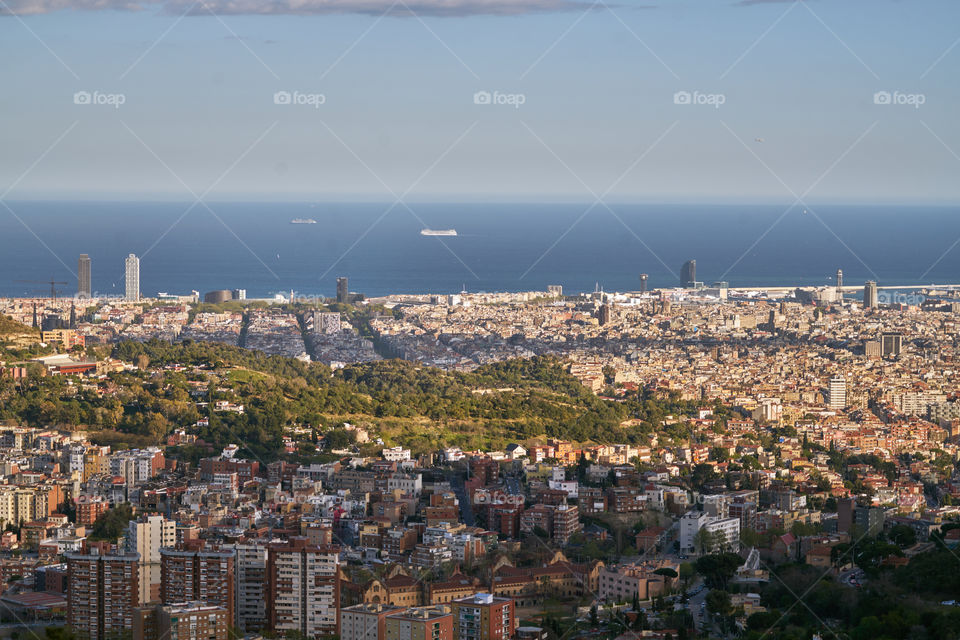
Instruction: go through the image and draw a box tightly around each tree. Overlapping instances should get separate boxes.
[90,503,135,542]
[678,562,695,591]
[694,552,743,589]
[888,524,916,548]
[653,567,678,579]
[705,589,732,617]
[739,527,761,548]
[694,527,726,554]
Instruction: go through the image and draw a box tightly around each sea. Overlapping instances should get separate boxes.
[1,201,959,300]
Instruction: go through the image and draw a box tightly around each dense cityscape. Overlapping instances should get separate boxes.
[3,1,958,639]
[1,251,960,640]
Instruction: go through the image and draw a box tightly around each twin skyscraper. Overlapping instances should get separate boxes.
[76,253,140,302]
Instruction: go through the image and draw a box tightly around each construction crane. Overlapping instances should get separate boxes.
[15,278,68,300]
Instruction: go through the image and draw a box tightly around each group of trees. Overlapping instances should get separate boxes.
[1,339,703,459]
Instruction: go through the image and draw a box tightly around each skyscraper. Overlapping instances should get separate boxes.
[836,268,843,301]
[639,274,648,293]
[827,376,847,410]
[863,281,878,309]
[337,277,349,304]
[78,254,91,298]
[680,260,696,288]
[125,254,140,302]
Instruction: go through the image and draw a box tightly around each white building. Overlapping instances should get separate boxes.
[827,376,847,410]
[387,473,422,497]
[382,446,411,462]
[126,515,176,604]
[679,511,741,553]
[124,253,140,302]
[679,512,710,551]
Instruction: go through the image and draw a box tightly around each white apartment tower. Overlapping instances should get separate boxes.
[827,376,847,410]
[126,514,176,604]
[125,253,140,302]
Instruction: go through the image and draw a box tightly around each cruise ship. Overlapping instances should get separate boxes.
[420,229,457,236]
[290,218,317,224]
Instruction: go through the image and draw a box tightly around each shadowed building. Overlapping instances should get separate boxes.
[680,260,696,288]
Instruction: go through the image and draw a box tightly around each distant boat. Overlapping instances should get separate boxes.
[421,229,457,237]
[291,218,317,224]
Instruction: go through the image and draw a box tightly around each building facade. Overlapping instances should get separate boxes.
[160,547,235,622]
[267,538,341,638]
[66,550,140,640]
[451,594,514,640]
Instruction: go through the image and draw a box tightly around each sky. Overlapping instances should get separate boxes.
[1,0,958,203]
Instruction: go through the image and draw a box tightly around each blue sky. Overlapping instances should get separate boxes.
[1,0,958,202]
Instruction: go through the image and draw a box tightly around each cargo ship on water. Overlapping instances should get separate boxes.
[420,229,457,236]
[290,218,317,224]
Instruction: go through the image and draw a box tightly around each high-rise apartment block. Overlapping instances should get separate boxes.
[160,547,236,622]
[267,538,340,637]
[127,514,176,604]
[66,549,140,640]
[234,543,268,633]
[828,376,847,410]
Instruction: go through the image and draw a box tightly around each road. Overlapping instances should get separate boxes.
[838,567,865,588]
[685,579,709,631]
[448,471,476,526]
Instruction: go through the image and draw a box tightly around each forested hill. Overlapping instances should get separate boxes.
[2,340,696,459]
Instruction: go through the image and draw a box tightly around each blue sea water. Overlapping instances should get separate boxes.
[1,201,958,299]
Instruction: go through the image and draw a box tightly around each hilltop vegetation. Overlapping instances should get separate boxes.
[0,339,695,459]
[0,314,38,337]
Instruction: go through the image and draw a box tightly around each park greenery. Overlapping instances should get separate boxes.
[0,339,698,460]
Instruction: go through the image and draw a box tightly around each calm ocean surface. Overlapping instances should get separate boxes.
[1,201,958,299]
